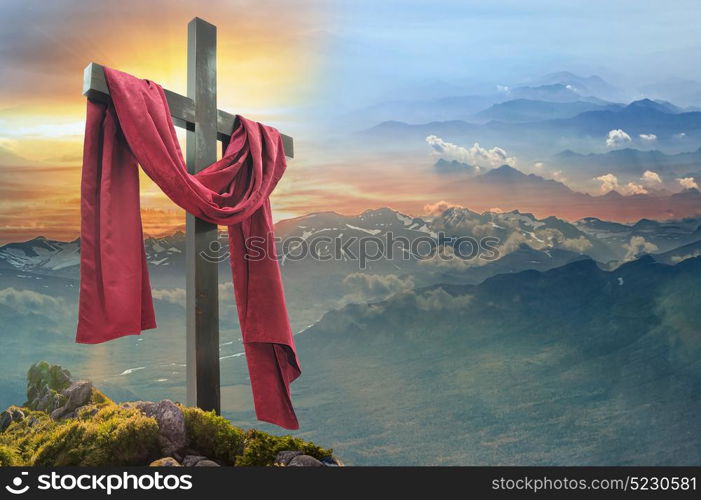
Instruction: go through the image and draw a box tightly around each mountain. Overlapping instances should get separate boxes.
[575,215,701,259]
[506,83,597,103]
[0,236,81,276]
[430,205,616,262]
[625,98,682,114]
[361,99,701,156]
[293,255,701,464]
[653,237,701,264]
[473,99,620,123]
[554,146,701,174]
[521,72,626,102]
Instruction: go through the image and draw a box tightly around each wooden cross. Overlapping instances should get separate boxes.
[81,17,294,415]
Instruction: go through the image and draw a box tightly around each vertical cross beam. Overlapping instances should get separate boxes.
[185,18,220,413]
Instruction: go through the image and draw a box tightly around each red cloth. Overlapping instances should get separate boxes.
[77,67,300,429]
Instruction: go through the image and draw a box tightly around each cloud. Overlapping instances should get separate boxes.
[623,236,658,261]
[676,132,687,139]
[595,173,619,193]
[671,250,701,264]
[415,288,473,311]
[606,129,632,148]
[642,170,662,184]
[639,133,657,142]
[622,182,648,195]
[151,288,186,307]
[340,273,415,306]
[678,177,699,190]
[426,135,516,170]
[533,162,545,170]
[0,287,65,315]
[423,200,463,216]
[594,173,647,195]
[151,282,237,308]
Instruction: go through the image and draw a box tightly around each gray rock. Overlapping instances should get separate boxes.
[321,456,343,466]
[35,384,64,413]
[126,400,187,456]
[51,381,93,420]
[149,457,181,467]
[288,455,324,467]
[274,450,303,465]
[0,407,25,432]
[182,455,207,467]
[195,459,220,467]
[120,401,156,413]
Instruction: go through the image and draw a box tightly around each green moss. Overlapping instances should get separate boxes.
[181,406,245,464]
[89,388,113,406]
[0,445,19,466]
[0,405,160,466]
[181,406,332,466]
[235,429,333,466]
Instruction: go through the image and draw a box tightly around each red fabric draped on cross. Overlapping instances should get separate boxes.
[76,67,300,429]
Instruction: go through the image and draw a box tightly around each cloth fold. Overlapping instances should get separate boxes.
[77,67,300,429]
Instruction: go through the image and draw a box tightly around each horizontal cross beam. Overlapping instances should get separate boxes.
[82,62,294,158]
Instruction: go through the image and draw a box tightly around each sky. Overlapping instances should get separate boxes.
[1,0,700,242]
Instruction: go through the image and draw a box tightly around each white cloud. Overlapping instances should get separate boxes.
[533,162,545,170]
[426,135,516,170]
[152,283,235,308]
[623,236,658,261]
[639,133,657,142]
[642,170,662,184]
[595,173,619,193]
[340,273,415,306]
[595,173,649,195]
[0,288,65,315]
[676,132,687,139]
[496,85,511,94]
[151,288,186,306]
[606,129,632,148]
[415,288,473,311]
[423,200,464,216]
[678,177,699,190]
[622,182,648,195]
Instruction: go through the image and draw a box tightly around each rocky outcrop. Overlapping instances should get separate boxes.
[0,362,341,467]
[50,381,93,420]
[121,400,186,456]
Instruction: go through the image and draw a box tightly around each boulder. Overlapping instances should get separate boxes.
[287,455,324,467]
[149,457,181,467]
[182,455,207,467]
[33,384,64,413]
[26,362,71,407]
[123,400,187,456]
[321,456,344,466]
[274,450,303,466]
[194,459,220,467]
[0,407,25,432]
[50,381,93,420]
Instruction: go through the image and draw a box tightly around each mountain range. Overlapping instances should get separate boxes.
[292,255,701,464]
[430,163,701,221]
[363,99,701,157]
[2,207,701,464]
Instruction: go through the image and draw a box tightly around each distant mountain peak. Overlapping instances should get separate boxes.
[483,165,527,179]
[625,98,680,114]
